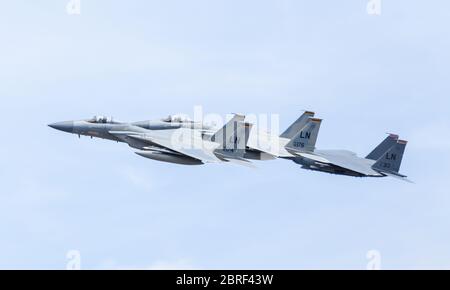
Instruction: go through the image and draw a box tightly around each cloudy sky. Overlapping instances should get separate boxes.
[0,0,449,269]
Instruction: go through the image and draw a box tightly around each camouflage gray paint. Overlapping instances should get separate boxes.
[49,113,410,181]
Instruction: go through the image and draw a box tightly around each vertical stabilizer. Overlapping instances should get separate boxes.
[280,111,315,139]
[372,140,407,174]
[366,134,399,160]
[285,118,322,152]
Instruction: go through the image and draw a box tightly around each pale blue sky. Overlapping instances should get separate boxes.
[0,1,450,269]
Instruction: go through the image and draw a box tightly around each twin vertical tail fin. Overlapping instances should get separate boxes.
[372,140,408,175]
[366,134,399,160]
[210,114,245,147]
[226,121,252,154]
[285,118,322,152]
[280,111,315,139]
[211,114,252,159]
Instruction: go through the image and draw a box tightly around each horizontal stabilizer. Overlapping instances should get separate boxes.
[381,171,413,183]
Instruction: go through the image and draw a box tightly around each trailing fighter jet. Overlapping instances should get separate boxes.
[282,117,411,182]
[49,114,253,166]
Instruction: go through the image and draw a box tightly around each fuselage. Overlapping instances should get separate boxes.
[50,115,276,164]
[286,149,384,178]
[49,116,217,165]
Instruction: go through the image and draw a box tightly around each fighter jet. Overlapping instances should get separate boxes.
[281,117,411,182]
[49,114,253,166]
[239,111,410,181]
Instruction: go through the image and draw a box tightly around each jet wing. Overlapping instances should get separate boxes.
[110,129,222,163]
[225,158,256,168]
[214,152,256,168]
[294,150,381,176]
[247,129,291,158]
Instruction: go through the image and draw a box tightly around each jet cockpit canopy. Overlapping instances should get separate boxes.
[88,115,115,124]
[161,115,193,123]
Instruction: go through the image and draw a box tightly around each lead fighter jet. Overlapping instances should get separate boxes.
[49,114,253,166]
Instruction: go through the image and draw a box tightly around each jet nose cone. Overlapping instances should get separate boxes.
[48,121,74,133]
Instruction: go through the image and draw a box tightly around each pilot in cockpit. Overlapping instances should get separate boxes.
[161,115,193,123]
[88,115,113,124]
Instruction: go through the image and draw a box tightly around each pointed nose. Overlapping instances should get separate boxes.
[48,121,74,133]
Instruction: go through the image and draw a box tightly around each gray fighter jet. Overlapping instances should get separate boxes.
[281,117,411,182]
[49,115,253,166]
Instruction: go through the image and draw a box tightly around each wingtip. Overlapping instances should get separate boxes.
[402,177,414,184]
[386,133,400,139]
[231,113,246,118]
